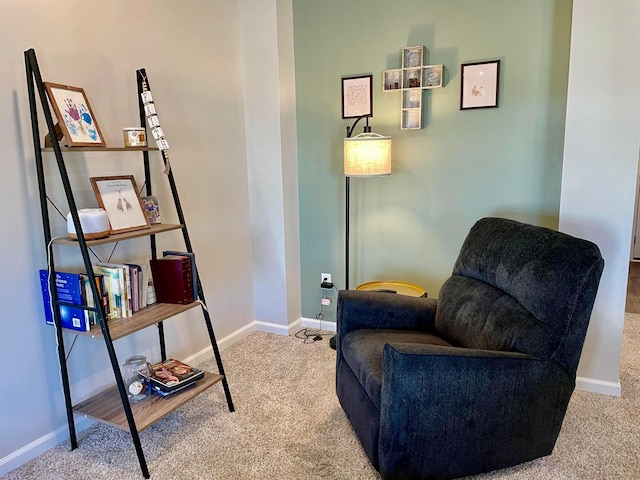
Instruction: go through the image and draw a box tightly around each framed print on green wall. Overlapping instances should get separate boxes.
[342,74,373,119]
[460,60,500,110]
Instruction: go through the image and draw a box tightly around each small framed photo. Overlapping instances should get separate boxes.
[342,74,373,119]
[460,60,500,110]
[90,176,151,234]
[141,195,161,224]
[44,82,106,146]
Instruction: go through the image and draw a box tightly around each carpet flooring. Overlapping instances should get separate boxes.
[2,313,638,479]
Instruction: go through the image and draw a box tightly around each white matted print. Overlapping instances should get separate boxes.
[460,60,500,110]
[90,176,150,234]
[342,74,373,119]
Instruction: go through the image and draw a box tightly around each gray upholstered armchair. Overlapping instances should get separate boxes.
[336,217,604,480]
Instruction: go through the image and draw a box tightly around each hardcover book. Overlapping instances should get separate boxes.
[124,263,143,313]
[149,256,194,304]
[142,358,204,392]
[162,250,198,301]
[39,269,90,332]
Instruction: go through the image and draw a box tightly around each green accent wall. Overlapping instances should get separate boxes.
[293,0,572,322]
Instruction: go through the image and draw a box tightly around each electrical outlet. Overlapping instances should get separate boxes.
[321,273,332,284]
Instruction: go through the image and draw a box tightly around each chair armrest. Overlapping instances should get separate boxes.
[336,290,437,351]
[378,343,575,478]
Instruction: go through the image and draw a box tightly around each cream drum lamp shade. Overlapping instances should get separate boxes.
[344,133,392,177]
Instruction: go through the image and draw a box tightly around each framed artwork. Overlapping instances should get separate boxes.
[342,74,373,119]
[44,82,106,146]
[141,195,161,224]
[460,60,500,110]
[90,176,150,234]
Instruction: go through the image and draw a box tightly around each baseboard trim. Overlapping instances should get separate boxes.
[182,321,258,367]
[0,416,93,476]
[576,376,621,397]
[300,316,337,332]
[254,320,293,335]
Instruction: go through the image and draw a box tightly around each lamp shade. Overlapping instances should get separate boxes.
[344,132,392,177]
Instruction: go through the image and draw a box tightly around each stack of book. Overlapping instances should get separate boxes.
[93,261,151,319]
[141,358,205,397]
[38,250,199,331]
[39,259,152,331]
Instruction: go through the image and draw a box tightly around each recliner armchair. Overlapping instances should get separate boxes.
[336,217,604,479]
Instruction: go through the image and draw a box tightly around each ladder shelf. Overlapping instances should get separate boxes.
[25,47,233,479]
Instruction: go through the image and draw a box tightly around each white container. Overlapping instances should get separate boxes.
[66,209,110,240]
[123,127,147,147]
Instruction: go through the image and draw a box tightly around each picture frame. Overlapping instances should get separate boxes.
[141,195,161,224]
[90,176,151,234]
[44,82,106,147]
[342,74,373,119]
[460,60,500,110]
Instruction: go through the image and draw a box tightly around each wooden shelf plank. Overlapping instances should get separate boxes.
[43,146,160,152]
[52,223,183,246]
[68,302,201,340]
[73,372,223,432]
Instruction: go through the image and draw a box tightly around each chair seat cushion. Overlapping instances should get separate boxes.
[341,328,453,409]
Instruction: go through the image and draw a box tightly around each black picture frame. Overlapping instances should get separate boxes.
[342,74,373,119]
[460,60,500,110]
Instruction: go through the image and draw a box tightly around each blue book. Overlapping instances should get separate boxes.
[39,270,90,332]
[163,250,198,301]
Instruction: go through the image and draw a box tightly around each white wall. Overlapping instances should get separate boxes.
[560,0,640,395]
[0,0,255,473]
[239,0,302,333]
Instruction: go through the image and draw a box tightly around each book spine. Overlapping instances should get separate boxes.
[179,257,194,303]
[121,265,132,317]
[80,273,96,326]
[130,266,139,312]
[97,274,110,321]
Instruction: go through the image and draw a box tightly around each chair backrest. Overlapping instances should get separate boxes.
[435,217,604,377]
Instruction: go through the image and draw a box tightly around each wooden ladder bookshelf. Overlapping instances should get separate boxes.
[24,48,234,478]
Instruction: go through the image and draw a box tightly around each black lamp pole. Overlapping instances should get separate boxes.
[330,115,371,351]
[345,115,370,291]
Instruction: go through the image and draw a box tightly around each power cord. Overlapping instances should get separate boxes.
[294,328,334,344]
[295,283,338,344]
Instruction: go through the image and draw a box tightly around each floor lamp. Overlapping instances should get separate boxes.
[330,115,392,350]
[344,116,392,289]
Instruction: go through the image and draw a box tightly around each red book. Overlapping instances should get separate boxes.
[149,256,194,304]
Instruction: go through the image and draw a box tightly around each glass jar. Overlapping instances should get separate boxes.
[122,355,152,402]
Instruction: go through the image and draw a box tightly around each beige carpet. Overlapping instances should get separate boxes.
[2,313,638,480]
